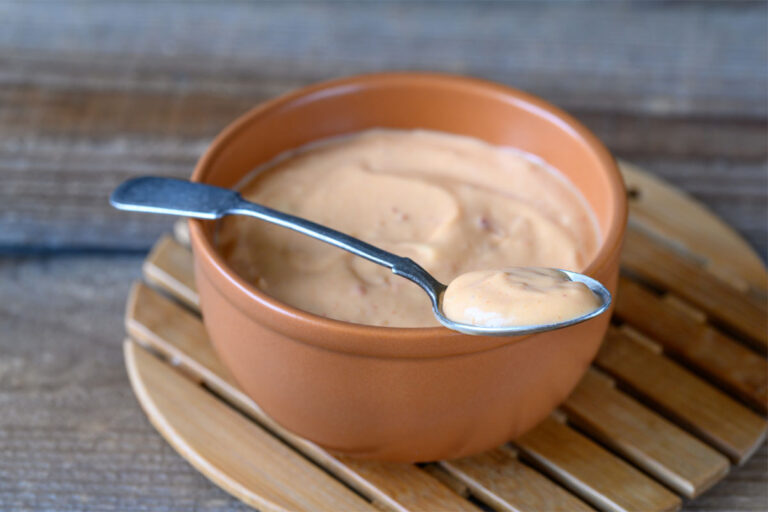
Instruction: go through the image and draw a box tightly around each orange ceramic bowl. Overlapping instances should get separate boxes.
[189,73,627,462]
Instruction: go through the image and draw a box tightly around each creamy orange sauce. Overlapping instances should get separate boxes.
[442,268,600,327]
[218,129,599,327]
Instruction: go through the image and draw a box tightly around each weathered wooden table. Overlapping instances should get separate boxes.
[1,2,765,510]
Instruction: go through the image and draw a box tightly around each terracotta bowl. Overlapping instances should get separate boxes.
[189,73,627,462]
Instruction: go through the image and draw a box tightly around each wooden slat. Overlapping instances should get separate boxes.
[123,340,378,512]
[562,369,729,498]
[595,328,768,464]
[620,163,768,293]
[614,277,768,412]
[621,227,768,348]
[513,417,681,512]
[127,282,481,512]
[143,235,199,309]
[440,447,595,512]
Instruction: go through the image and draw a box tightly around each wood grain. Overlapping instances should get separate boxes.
[0,255,255,511]
[1,2,764,117]
[1,1,766,257]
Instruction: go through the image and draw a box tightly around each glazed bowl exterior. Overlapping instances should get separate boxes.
[189,73,627,462]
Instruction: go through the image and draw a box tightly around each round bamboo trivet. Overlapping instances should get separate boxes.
[123,163,767,512]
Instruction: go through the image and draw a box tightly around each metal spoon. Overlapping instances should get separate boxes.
[110,177,611,336]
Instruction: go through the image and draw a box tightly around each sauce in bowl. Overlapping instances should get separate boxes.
[218,129,600,327]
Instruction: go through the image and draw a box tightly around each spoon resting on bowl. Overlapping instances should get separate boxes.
[110,177,611,336]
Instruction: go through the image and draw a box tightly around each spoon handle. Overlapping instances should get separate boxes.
[110,177,444,301]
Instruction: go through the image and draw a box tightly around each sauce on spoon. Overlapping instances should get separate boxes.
[442,267,601,328]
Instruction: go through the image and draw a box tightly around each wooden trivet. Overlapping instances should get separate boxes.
[123,162,767,512]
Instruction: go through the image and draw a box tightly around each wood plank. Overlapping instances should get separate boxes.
[441,447,595,512]
[127,282,480,512]
[4,111,766,256]
[143,235,199,309]
[513,417,681,512]
[0,155,743,258]
[2,103,766,256]
[595,328,768,464]
[2,2,764,118]
[2,79,765,161]
[562,369,730,498]
[614,277,768,412]
[124,340,378,512]
[621,228,768,348]
[620,162,768,293]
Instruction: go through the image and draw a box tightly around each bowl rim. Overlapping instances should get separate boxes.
[189,71,627,351]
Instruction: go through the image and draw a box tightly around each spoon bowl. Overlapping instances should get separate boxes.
[433,270,611,336]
